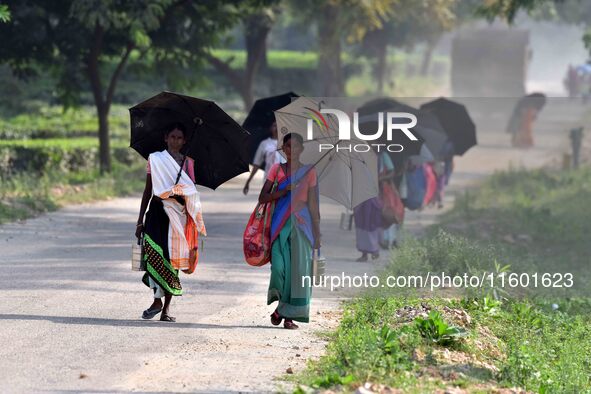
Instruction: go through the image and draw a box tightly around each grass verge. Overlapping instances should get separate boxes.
[0,161,145,224]
[294,166,591,393]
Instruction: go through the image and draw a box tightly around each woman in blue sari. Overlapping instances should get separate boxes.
[258,133,320,329]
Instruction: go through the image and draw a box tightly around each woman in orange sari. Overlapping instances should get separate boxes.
[506,93,546,148]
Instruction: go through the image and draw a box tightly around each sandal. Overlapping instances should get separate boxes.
[271,310,283,326]
[160,314,176,322]
[371,253,380,260]
[284,319,299,330]
[141,306,162,320]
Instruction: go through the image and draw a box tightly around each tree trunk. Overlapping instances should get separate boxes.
[97,105,111,174]
[317,3,343,97]
[86,25,133,174]
[375,41,388,94]
[420,41,435,76]
[206,12,272,111]
[86,24,111,174]
[244,14,271,109]
[259,43,268,71]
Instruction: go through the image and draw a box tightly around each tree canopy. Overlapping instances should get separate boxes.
[0,0,270,172]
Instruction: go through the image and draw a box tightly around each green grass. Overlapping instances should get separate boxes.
[0,104,130,140]
[345,52,449,97]
[0,160,145,224]
[0,137,128,148]
[211,49,320,69]
[436,167,591,296]
[295,294,591,393]
[296,166,591,393]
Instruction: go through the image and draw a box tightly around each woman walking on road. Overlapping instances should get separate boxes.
[258,133,320,329]
[135,123,206,322]
[506,93,547,148]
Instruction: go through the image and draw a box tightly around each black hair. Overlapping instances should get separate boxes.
[283,132,303,146]
[526,92,546,110]
[165,122,187,137]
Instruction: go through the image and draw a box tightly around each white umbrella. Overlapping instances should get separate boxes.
[274,97,378,210]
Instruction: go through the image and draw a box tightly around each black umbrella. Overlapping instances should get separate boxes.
[357,98,431,167]
[420,97,477,156]
[129,91,250,190]
[242,92,299,163]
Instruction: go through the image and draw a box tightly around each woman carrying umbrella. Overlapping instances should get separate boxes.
[506,93,546,148]
[258,133,320,329]
[135,122,206,322]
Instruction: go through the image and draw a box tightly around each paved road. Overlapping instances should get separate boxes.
[0,98,586,393]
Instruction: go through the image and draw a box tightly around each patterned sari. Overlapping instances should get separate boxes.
[142,150,206,297]
[267,163,318,323]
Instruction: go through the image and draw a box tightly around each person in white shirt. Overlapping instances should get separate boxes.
[243,121,286,195]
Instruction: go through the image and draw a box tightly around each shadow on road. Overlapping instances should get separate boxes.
[0,313,279,330]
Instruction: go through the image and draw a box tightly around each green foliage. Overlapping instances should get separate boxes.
[439,166,591,294]
[415,310,466,346]
[298,294,591,392]
[211,49,320,69]
[462,296,503,316]
[0,4,10,22]
[385,229,503,282]
[0,105,129,140]
[299,165,591,392]
[0,159,145,224]
[477,0,553,23]
[485,299,591,393]
[0,138,137,179]
[298,297,424,390]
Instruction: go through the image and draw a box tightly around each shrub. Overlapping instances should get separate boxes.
[0,138,140,178]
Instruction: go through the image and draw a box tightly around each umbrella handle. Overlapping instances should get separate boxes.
[175,155,187,185]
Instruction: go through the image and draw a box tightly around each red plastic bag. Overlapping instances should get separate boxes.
[423,163,437,207]
[381,181,405,226]
[243,201,274,266]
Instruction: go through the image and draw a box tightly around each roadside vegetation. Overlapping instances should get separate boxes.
[295,166,591,393]
[0,105,143,223]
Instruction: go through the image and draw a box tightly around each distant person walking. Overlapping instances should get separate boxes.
[506,93,546,149]
[135,123,206,322]
[354,152,391,261]
[565,64,579,99]
[243,121,286,195]
[378,151,399,249]
[258,133,320,329]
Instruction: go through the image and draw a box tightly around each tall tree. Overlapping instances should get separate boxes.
[479,0,591,54]
[0,0,262,173]
[204,6,278,111]
[289,0,398,96]
[360,0,457,92]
